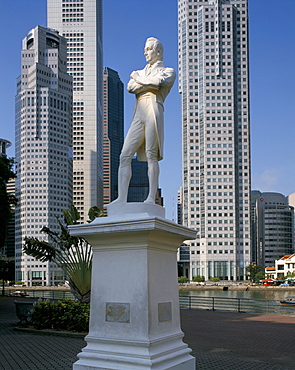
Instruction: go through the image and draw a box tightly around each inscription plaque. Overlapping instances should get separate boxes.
[106,302,130,323]
[158,302,172,322]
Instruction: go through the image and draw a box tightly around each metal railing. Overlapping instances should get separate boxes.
[7,290,75,300]
[6,290,295,316]
[179,295,295,316]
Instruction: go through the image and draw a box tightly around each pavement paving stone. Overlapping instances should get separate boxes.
[180,309,295,370]
[1,296,295,369]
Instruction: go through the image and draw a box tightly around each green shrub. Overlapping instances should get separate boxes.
[192,275,205,282]
[30,300,55,329]
[209,277,220,282]
[30,298,89,332]
[178,276,189,284]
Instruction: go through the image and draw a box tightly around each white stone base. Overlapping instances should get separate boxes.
[74,360,195,370]
[73,333,195,369]
[73,359,195,370]
[70,207,196,370]
[105,202,165,219]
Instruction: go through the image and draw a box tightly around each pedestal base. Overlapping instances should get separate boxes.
[74,360,195,370]
[70,205,196,370]
[73,333,195,370]
[105,202,165,219]
[74,359,195,370]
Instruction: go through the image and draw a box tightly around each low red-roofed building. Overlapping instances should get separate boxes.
[265,254,295,280]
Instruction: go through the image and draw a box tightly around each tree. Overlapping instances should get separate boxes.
[23,205,102,302]
[0,156,17,254]
[0,259,15,296]
[246,264,265,283]
[255,271,266,282]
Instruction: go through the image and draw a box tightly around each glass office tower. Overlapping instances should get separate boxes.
[102,67,124,205]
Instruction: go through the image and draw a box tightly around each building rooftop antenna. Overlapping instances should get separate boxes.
[172,197,175,222]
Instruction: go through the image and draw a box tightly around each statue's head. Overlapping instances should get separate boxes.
[144,37,163,65]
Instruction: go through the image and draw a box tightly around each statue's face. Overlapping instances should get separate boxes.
[144,40,160,65]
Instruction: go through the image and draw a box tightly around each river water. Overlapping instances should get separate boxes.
[179,287,295,316]
[23,287,295,302]
[14,287,295,316]
[179,287,295,301]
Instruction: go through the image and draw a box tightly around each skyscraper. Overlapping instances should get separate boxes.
[255,193,294,267]
[15,25,73,285]
[251,189,261,263]
[5,178,16,259]
[126,159,164,205]
[48,0,103,220]
[102,67,124,205]
[127,159,149,203]
[178,0,251,280]
[0,139,14,259]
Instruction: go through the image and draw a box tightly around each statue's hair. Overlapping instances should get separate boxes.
[146,37,164,59]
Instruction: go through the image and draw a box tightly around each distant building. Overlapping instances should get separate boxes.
[6,179,16,259]
[265,266,276,279]
[177,187,183,225]
[0,139,12,156]
[155,188,164,207]
[48,0,103,220]
[255,193,294,268]
[287,193,295,208]
[15,26,73,286]
[102,67,124,206]
[177,244,190,278]
[287,192,295,247]
[265,254,295,280]
[127,159,149,203]
[177,188,191,277]
[127,158,163,206]
[0,139,14,259]
[178,0,251,280]
[251,190,261,263]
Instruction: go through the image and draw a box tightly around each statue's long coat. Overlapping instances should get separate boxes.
[127,60,176,161]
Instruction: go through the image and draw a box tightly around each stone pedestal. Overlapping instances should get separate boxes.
[69,203,196,370]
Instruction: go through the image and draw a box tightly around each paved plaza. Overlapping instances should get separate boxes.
[1,296,295,369]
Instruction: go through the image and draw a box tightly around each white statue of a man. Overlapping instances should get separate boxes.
[112,37,176,205]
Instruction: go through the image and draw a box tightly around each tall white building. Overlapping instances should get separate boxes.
[15,26,73,285]
[48,0,103,221]
[178,0,251,280]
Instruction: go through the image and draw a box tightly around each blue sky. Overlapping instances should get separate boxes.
[0,0,295,220]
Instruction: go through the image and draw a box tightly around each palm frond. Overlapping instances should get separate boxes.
[88,206,103,222]
[23,205,93,302]
[56,243,92,297]
[63,204,81,225]
[23,237,58,262]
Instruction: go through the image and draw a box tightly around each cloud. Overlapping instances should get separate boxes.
[252,168,280,192]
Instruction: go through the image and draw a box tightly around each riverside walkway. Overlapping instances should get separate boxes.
[1,296,295,369]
